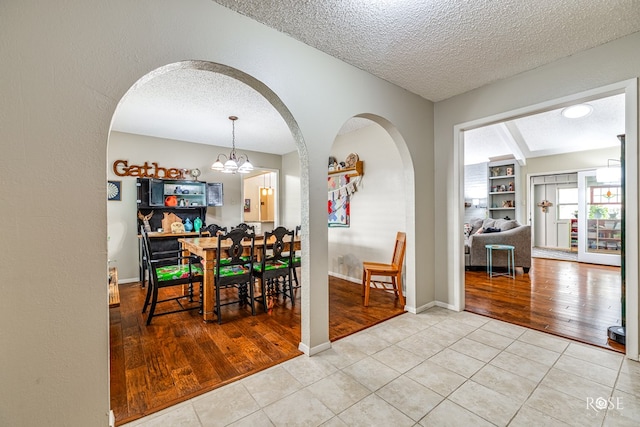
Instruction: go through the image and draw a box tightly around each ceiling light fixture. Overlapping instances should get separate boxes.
[211,116,254,174]
[561,103,593,119]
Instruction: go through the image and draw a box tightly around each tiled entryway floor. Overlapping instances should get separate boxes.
[122,307,640,426]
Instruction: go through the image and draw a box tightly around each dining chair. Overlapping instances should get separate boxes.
[291,225,302,289]
[141,230,204,325]
[214,227,257,324]
[361,231,406,308]
[204,223,227,236]
[233,222,256,233]
[253,226,296,312]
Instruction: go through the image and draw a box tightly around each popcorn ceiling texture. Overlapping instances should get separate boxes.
[214,0,640,102]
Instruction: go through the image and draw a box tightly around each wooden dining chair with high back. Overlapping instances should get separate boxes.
[204,223,227,236]
[141,229,204,325]
[290,225,302,289]
[233,222,255,233]
[214,227,256,324]
[362,231,407,308]
[253,226,295,312]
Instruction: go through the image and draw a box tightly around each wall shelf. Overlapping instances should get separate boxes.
[487,160,519,220]
[328,160,363,177]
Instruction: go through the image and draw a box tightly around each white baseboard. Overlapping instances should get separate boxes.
[119,277,140,284]
[435,300,461,311]
[406,300,436,314]
[298,341,332,356]
[328,271,361,284]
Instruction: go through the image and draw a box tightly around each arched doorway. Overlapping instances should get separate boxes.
[107,60,308,423]
[327,116,409,339]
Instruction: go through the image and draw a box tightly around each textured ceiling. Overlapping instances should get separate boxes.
[111,1,639,160]
[112,70,296,155]
[214,0,640,102]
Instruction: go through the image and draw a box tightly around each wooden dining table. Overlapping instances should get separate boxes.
[178,235,301,322]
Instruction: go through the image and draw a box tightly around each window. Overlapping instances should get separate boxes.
[591,186,621,204]
[589,185,621,219]
[557,187,578,220]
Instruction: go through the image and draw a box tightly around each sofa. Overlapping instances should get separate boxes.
[464,217,532,273]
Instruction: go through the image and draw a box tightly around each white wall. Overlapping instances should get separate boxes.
[281,151,302,229]
[435,32,640,358]
[464,162,488,222]
[328,124,406,281]
[108,131,283,282]
[1,1,433,424]
[523,146,621,176]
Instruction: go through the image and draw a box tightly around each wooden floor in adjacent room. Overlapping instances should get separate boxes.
[465,257,625,353]
[109,274,405,425]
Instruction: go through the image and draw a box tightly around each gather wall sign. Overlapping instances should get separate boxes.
[112,160,190,179]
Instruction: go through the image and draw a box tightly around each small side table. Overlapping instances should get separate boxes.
[485,244,515,279]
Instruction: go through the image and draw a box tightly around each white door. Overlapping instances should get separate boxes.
[532,181,576,249]
[577,170,622,266]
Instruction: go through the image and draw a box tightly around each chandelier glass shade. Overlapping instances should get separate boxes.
[211,116,254,174]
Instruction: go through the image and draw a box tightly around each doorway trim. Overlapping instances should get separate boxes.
[454,79,638,359]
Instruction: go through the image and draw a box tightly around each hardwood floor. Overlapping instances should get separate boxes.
[465,257,625,353]
[109,274,404,425]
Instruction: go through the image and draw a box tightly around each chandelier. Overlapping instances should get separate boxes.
[211,116,254,174]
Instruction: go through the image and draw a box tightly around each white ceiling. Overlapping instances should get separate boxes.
[110,1,640,160]
[464,93,626,165]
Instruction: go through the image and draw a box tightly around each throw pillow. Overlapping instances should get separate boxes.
[469,218,484,235]
[482,218,497,229]
[494,219,519,231]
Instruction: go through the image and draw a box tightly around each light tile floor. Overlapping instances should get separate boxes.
[122,307,640,427]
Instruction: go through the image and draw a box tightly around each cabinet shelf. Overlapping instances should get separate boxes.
[489,174,515,180]
[586,218,621,251]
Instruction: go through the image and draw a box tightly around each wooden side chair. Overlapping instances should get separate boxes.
[362,231,407,308]
[204,223,227,236]
[214,227,256,324]
[141,230,204,325]
[253,226,296,312]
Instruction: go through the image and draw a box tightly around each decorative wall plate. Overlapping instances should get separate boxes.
[107,180,121,201]
[345,153,359,168]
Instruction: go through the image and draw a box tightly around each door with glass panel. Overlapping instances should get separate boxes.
[577,170,622,266]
